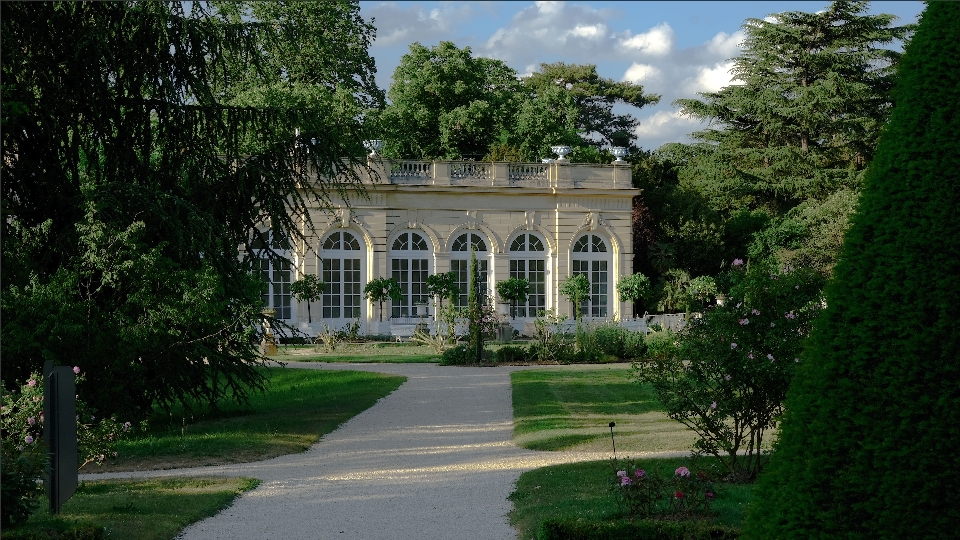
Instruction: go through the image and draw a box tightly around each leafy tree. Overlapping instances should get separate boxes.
[363,277,400,322]
[290,275,326,324]
[674,1,912,214]
[426,272,460,310]
[496,277,530,319]
[524,63,660,150]
[559,274,590,324]
[743,4,960,537]
[0,2,377,418]
[616,273,652,317]
[379,41,522,160]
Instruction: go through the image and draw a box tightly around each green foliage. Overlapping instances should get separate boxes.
[497,277,530,318]
[612,464,716,520]
[674,1,912,212]
[363,277,400,321]
[495,345,529,364]
[1,2,379,418]
[378,41,522,160]
[592,324,647,361]
[559,274,591,322]
[530,309,571,364]
[616,273,651,303]
[523,62,660,150]
[290,275,326,323]
[743,4,960,537]
[634,261,826,480]
[438,344,493,366]
[425,272,459,309]
[536,518,740,540]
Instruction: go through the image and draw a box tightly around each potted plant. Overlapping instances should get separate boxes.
[616,272,651,318]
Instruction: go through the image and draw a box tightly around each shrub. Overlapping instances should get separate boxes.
[537,518,740,540]
[495,345,528,364]
[439,344,493,365]
[634,260,825,480]
[613,463,716,519]
[592,324,647,360]
[744,5,960,537]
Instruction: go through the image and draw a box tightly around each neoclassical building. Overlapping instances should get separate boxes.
[256,156,639,336]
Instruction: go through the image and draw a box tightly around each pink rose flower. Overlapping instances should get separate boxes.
[73,366,81,374]
[27,380,36,387]
[24,435,34,444]
[635,469,645,478]
[675,466,690,477]
[620,476,632,486]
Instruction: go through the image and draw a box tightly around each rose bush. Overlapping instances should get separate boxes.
[1,368,144,526]
[633,260,825,480]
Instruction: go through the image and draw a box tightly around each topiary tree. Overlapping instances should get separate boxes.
[426,271,459,311]
[363,277,400,322]
[290,275,326,324]
[617,272,651,317]
[559,274,590,324]
[743,4,960,538]
[496,277,529,319]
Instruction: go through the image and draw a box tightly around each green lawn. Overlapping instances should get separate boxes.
[509,458,753,540]
[92,367,405,472]
[3,477,259,540]
[511,365,698,453]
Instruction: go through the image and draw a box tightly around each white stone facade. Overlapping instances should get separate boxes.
[267,158,638,336]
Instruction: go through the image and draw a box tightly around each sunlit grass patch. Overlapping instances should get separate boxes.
[511,365,698,453]
[3,477,259,540]
[92,367,405,472]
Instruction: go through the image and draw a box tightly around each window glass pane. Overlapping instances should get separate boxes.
[592,235,607,253]
[392,234,408,251]
[411,233,428,250]
[344,232,360,250]
[510,236,525,251]
[529,236,544,251]
[573,236,589,252]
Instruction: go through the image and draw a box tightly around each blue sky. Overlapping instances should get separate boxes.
[358,1,924,150]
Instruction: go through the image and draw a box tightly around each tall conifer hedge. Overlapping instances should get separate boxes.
[743,3,960,538]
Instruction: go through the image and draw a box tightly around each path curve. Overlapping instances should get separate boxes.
[81,362,685,539]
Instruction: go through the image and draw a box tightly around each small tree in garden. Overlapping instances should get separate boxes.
[559,274,590,324]
[426,271,459,310]
[363,277,400,321]
[745,4,960,537]
[617,272,651,316]
[633,260,825,480]
[496,277,529,318]
[290,275,326,323]
[686,276,717,311]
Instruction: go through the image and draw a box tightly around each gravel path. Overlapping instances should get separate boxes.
[80,362,683,539]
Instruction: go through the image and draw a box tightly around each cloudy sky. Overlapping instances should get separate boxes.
[358,1,923,151]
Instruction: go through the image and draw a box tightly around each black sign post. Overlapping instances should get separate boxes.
[43,361,78,514]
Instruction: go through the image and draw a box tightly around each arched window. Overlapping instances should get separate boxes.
[390,231,431,318]
[251,228,291,319]
[509,233,546,318]
[319,231,362,320]
[451,232,489,307]
[571,234,609,318]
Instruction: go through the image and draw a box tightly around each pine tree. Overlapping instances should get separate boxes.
[742,3,960,538]
[675,1,911,213]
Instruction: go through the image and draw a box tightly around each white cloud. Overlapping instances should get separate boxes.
[633,110,702,149]
[619,23,674,56]
[366,2,472,47]
[685,61,738,94]
[623,63,661,84]
[705,30,744,60]
[568,23,607,40]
